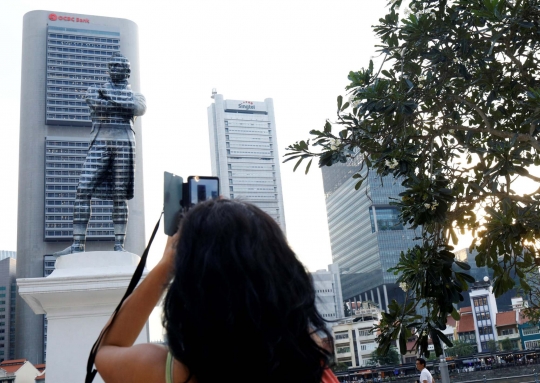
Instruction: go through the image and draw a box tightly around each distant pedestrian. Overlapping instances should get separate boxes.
[416,358,433,383]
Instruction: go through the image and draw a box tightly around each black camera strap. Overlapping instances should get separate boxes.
[85,212,163,383]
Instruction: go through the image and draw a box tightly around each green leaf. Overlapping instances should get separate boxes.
[324,120,332,133]
[399,326,407,354]
[337,95,343,111]
[305,159,313,175]
[381,70,393,79]
[455,261,471,270]
[451,308,461,321]
[437,330,454,348]
[449,228,458,245]
[293,157,304,172]
[484,206,502,219]
[282,154,303,163]
[457,272,476,283]
[355,179,364,190]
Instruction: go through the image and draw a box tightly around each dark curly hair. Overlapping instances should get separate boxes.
[163,199,332,383]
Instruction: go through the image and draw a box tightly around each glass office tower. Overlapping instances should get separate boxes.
[322,157,420,312]
[17,11,145,363]
[207,92,286,231]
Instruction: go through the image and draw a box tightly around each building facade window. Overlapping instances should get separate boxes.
[523,327,540,336]
[336,346,351,354]
[369,206,403,233]
[358,329,371,337]
[525,340,540,349]
[473,297,488,307]
[46,27,121,127]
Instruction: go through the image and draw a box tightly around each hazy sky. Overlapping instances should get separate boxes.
[0,0,387,340]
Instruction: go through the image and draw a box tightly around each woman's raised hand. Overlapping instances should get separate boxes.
[160,231,180,277]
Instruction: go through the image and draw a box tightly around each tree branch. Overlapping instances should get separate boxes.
[448,125,540,152]
[505,35,532,84]
[451,95,493,130]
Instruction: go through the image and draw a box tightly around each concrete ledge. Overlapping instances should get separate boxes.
[16,251,149,383]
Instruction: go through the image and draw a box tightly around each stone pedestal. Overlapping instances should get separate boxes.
[17,251,149,383]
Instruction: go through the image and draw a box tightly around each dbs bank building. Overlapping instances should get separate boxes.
[17,11,145,363]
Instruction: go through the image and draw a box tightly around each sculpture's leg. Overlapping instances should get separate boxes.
[73,196,92,250]
[113,199,128,252]
[111,137,134,252]
[53,141,109,257]
[53,196,91,256]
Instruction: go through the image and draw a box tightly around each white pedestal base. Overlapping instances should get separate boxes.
[18,251,149,383]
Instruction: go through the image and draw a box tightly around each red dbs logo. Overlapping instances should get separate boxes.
[49,13,57,21]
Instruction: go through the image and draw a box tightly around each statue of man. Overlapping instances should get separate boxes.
[54,52,146,256]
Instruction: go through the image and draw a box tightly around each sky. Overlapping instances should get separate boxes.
[0,0,388,340]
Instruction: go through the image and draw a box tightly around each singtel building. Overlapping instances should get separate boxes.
[207,92,286,231]
[17,11,145,363]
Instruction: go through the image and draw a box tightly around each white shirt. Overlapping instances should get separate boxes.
[420,368,433,383]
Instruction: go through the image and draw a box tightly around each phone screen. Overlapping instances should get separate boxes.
[188,176,219,205]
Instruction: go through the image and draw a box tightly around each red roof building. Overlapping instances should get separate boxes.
[496,311,521,350]
[456,306,477,352]
[0,359,41,382]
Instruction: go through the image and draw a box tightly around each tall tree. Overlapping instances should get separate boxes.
[487,339,499,353]
[371,346,402,366]
[445,340,474,357]
[286,0,540,357]
[331,362,351,372]
[499,337,514,351]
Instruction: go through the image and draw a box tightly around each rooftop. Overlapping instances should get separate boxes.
[457,310,475,333]
[0,360,25,366]
[496,311,517,327]
[460,306,472,314]
[0,359,26,374]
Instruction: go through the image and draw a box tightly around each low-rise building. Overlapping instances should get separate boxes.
[331,303,381,367]
[495,311,521,350]
[0,360,40,383]
[33,364,44,383]
[456,306,478,353]
[470,279,498,352]
[509,296,540,350]
[518,321,540,350]
[312,263,344,323]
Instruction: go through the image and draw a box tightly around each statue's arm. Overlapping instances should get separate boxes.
[132,93,146,117]
[85,86,113,108]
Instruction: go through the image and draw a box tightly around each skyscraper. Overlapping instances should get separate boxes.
[17,11,145,363]
[207,92,286,231]
[321,157,419,311]
[0,257,17,362]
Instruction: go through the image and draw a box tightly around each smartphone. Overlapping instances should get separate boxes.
[186,176,220,207]
[163,172,183,236]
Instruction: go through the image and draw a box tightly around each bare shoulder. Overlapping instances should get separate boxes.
[95,343,194,383]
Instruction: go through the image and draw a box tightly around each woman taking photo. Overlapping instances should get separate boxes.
[95,199,339,383]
